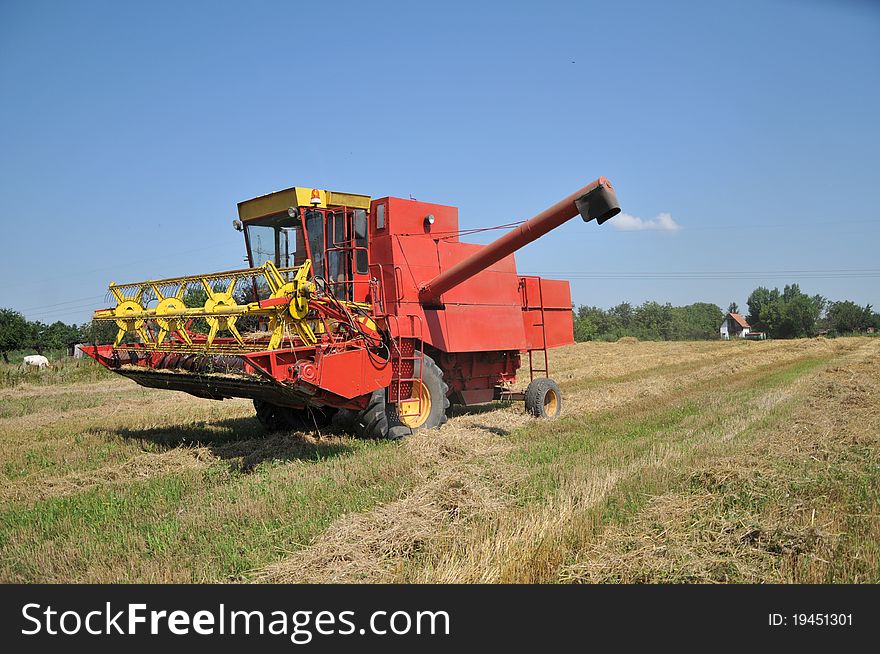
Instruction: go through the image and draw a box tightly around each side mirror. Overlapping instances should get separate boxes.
[232,219,243,231]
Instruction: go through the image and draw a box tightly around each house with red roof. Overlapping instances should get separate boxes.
[720,312,750,339]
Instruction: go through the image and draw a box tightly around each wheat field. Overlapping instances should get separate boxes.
[1,337,877,583]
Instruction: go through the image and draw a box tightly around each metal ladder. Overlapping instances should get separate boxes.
[389,314,425,419]
[528,278,550,382]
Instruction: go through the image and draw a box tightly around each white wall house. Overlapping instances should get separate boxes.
[720,313,750,339]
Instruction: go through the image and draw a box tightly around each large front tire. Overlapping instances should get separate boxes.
[341,353,449,440]
[352,390,390,439]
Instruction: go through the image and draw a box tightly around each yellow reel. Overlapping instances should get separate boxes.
[154,297,190,345]
[201,277,245,347]
[113,301,148,346]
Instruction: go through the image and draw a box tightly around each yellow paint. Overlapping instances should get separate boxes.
[238,186,371,222]
[398,379,431,428]
[326,190,371,210]
[94,260,366,353]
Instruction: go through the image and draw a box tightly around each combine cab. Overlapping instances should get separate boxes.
[85,179,620,438]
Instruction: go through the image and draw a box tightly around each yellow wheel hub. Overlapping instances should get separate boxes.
[114,300,144,331]
[398,380,431,428]
[155,297,186,330]
[154,297,190,345]
[202,288,244,347]
[289,295,309,320]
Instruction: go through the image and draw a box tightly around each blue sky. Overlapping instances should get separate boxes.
[1,0,878,325]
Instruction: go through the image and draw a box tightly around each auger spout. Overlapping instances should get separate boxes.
[417,177,619,305]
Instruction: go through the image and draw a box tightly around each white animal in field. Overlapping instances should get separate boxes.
[22,355,50,369]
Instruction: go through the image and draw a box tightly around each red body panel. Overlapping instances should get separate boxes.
[360,195,575,401]
[520,277,575,350]
[315,347,393,399]
[367,197,571,356]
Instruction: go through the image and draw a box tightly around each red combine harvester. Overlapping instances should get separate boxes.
[85,178,620,439]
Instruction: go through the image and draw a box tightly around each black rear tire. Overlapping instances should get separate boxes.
[524,378,562,419]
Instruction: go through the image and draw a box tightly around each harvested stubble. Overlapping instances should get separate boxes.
[1,337,877,583]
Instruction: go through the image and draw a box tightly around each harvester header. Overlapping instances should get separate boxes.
[85,176,621,439]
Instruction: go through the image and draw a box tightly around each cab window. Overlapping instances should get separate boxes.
[304,209,326,279]
[244,212,307,270]
[354,209,368,274]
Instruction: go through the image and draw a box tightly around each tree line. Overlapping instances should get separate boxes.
[574,301,723,341]
[574,284,879,342]
[0,285,258,363]
[2,281,878,360]
[0,309,116,363]
[745,284,879,338]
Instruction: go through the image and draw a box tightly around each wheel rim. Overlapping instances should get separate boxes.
[399,380,431,428]
[544,388,559,416]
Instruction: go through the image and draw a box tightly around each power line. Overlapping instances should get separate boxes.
[13,256,247,321]
[6,240,236,291]
[23,302,108,321]
[14,294,108,313]
[521,268,880,280]
[667,218,880,232]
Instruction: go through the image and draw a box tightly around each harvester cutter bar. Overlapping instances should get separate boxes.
[114,368,312,406]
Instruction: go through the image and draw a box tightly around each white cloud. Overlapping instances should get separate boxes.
[610,212,681,232]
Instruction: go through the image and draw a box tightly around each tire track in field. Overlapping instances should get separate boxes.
[559,341,880,583]
[255,339,858,583]
[400,343,874,583]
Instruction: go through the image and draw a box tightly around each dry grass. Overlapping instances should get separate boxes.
[258,425,519,583]
[0,357,113,389]
[560,352,880,583]
[1,337,877,583]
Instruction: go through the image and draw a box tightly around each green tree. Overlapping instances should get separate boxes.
[80,320,119,345]
[27,320,47,354]
[41,320,81,351]
[673,303,724,340]
[747,284,823,338]
[609,302,634,333]
[0,308,31,363]
[573,305,599,341]
[761,299,782,335]
[573,301,723,342]
[633,301,674,340]
[827,301,873,334]
[746,286,779,332]
[728,302,739,314]
[812,294,828,319]
[779,293,820,338]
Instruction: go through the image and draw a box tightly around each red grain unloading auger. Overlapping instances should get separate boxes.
[85,178,620,438]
